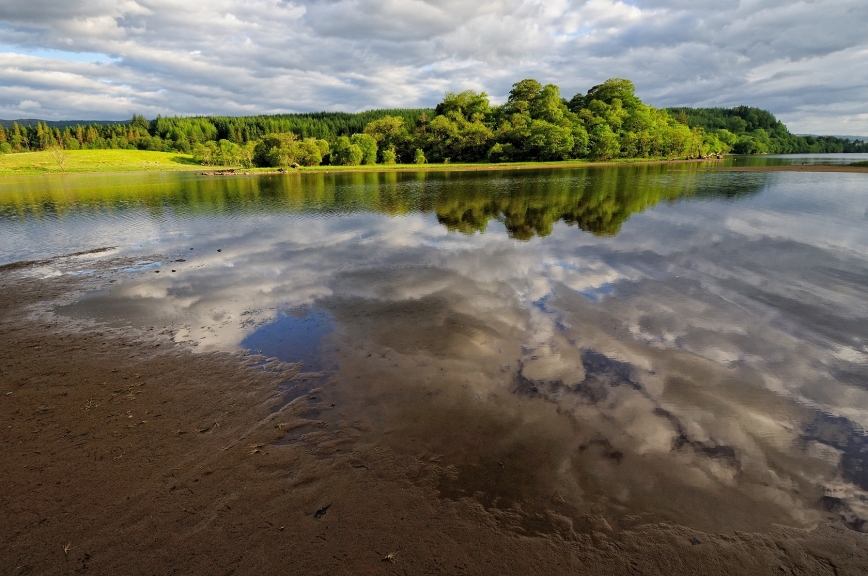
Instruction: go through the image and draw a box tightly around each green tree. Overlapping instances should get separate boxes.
[239,141,257,168]
[589,124,620,160]
[527,120,573,160]
[253,133,297,167]
[363,116,407,159]
[350,133,378,164]
[331,136,363,166]
[507,79,543,108]
[192,142,215,165]
[435,90,491,121]
[130,114,150,132]
[218,139,241,166]
[294,138,324,166]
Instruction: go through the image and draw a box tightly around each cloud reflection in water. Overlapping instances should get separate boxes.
[33,166,868,533]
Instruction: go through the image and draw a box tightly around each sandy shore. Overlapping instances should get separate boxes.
[2,254,867,575]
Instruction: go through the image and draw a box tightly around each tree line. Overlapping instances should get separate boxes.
[1,78,865,165]
[665,106,868,154]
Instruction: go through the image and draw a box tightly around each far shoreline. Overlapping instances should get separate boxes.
[2,149,868,179]
[202,159,868,177]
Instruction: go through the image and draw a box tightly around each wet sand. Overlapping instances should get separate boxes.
[2,254,867,575]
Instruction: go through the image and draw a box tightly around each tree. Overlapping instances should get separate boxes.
[507,79,543,107]
[47,145,68,171]
[363,116,406,160]
[294,138,324,166]
[192,142,216,165]
[529,84,566,124]
[239,141,257,168]
[589,124,620,160]
[130,114,150,132]
[414,148,426,164]
[575,78,640,111]
[435,91,490,121]
[218,139,241,166]
[331,136,361,166]
[350,133,377,164]
[253,133,297,167]
[314,139,330,158]
[527,120,573,161]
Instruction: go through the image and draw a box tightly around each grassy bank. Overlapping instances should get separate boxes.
[0,148,723,177]
[0,149,205,175]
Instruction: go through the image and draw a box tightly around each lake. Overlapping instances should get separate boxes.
[2,157,867,534]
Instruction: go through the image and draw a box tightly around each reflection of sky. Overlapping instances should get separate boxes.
[34,167,868,533]
[240,308,333,371]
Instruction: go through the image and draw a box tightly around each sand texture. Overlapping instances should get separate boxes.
[2,254,867,575]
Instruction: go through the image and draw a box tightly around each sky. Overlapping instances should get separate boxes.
[0,0,866,134]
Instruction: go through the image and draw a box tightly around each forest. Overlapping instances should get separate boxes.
[1,78,865,167]
[665,106,868,154]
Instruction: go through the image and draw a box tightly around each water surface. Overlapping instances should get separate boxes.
[2,158,867,534]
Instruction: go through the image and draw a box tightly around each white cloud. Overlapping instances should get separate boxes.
[0,0,865,133]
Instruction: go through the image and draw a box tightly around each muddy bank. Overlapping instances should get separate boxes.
[1,255,867,575]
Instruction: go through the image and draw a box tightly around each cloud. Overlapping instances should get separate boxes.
[0,0,866,132]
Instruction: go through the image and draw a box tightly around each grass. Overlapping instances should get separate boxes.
[0,149,207,176]
[0,148,710,177]
[849,160,868,167]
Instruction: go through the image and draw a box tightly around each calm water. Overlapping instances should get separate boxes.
[2,156,868,534]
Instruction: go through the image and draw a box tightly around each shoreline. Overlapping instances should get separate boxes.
[2,253,867,575]
[0,154,727,179]
[199,157,725,177]
[3,156,868,180]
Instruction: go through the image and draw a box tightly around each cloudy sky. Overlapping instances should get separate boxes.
[0,0,866,134]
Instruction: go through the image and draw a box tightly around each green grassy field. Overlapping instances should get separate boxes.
[0,149,207,176]
[850,160,868,167]
[0,148,708,177]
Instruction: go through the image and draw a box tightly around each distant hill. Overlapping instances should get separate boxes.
[664,106,868,154]
[0,119,125,129]
[796,134,868,142]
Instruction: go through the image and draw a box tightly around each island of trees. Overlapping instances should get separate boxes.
[1,78,865,168]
